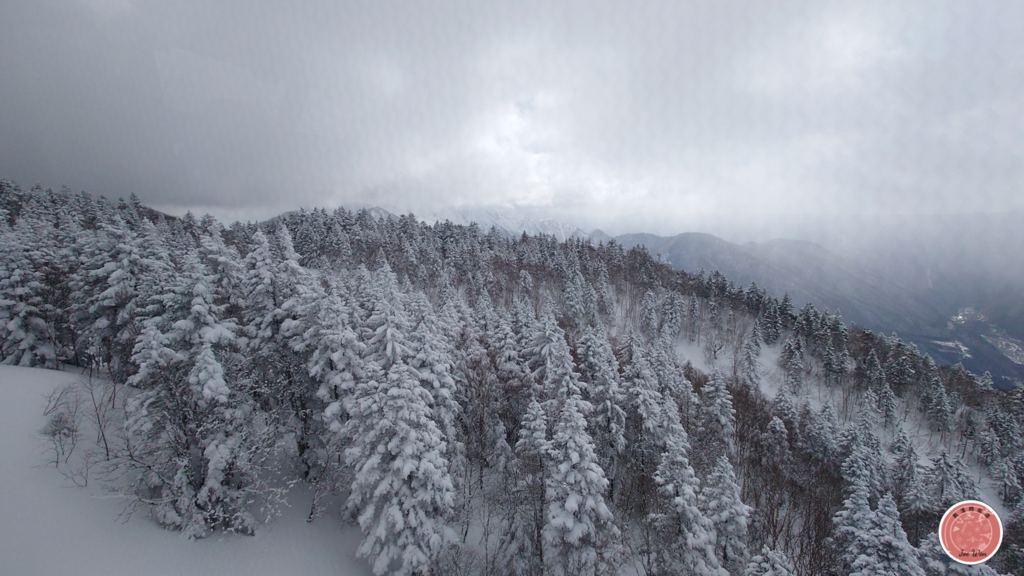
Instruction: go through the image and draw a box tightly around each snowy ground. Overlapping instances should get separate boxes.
[0,365,372,576]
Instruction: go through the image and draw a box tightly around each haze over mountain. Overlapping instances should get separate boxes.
[426,205,1024,388]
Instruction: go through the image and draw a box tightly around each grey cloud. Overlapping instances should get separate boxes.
[1,0,1021,230]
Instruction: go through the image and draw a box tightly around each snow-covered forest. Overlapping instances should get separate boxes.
[1,180,1021,575]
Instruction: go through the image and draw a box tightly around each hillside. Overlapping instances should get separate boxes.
[614,231,1024,388]
[1,182,1021,575]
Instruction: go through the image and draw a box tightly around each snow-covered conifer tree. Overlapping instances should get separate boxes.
[992,457,1022,506]
[0,211,63,367]
[122,253,270,538]
[804,402,839,466]
[342,346,456,575]
[652,396,726,575]
[917,532,1005,576]
[544,393,617,575]
[576,326,626,490]
[835,486,924,576]
[839,408,888,497]
[406,292,462,462]
[862,349,886,389]
[701,369,737,457]
[925,450,977,510]
[877,382,898,429]
[639,291,659,339]
[508,397,551,575]
[699,454,751,575]
[296,281,363,518]
[738,323,762,391]
[526,313,581,414]
[745,544,795,576]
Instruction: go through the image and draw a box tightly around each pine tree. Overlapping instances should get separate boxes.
[772,385,801,448]
[661,292,685,340]
[977,426,1002,467]
[779,338,804,392]
[0,212,62,367]
[822,339,844,387]
[406,292,462,464]
[890,433,918,506]
[992,457,1022,506]
[639,291,659,339]
[886,348,915,392]
[686,294,701,344]
[778,293,794,328]
[242,225,318,475]
[924,378,954,435]
[758,301,781,346]
[917,532,1005,576]
[491,315,534,449]
[755,417,793,550]
[862,349,886,389]
[71,218,148,378]
[839,408,888,497]
[833,481,874,574]
[926,450,978,511]
[298,283,363,519]
[619,336,666,516]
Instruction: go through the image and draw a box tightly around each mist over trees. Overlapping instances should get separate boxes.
[2,180,1022,575]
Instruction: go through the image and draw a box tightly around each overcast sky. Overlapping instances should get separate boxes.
[1,0,1022,235]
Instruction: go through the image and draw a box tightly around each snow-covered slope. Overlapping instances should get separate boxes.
[0,365,372,576]
[613,231,1024,388]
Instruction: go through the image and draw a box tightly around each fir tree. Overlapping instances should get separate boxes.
[343,356,456,575]
[511,397,551,575]
[122,255,271,538]
[738,323,762,391]
[544,394,618,575]
[699,454,751,575]
[526,313,581,414]
[701,369,738,457]
[878,382,898,429]
[653,396,726,576]
[805,402,839,466]
[926,450,978,510]
[576,326,627,491]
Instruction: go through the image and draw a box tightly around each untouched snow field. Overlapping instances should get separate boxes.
[0,365,372,576]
